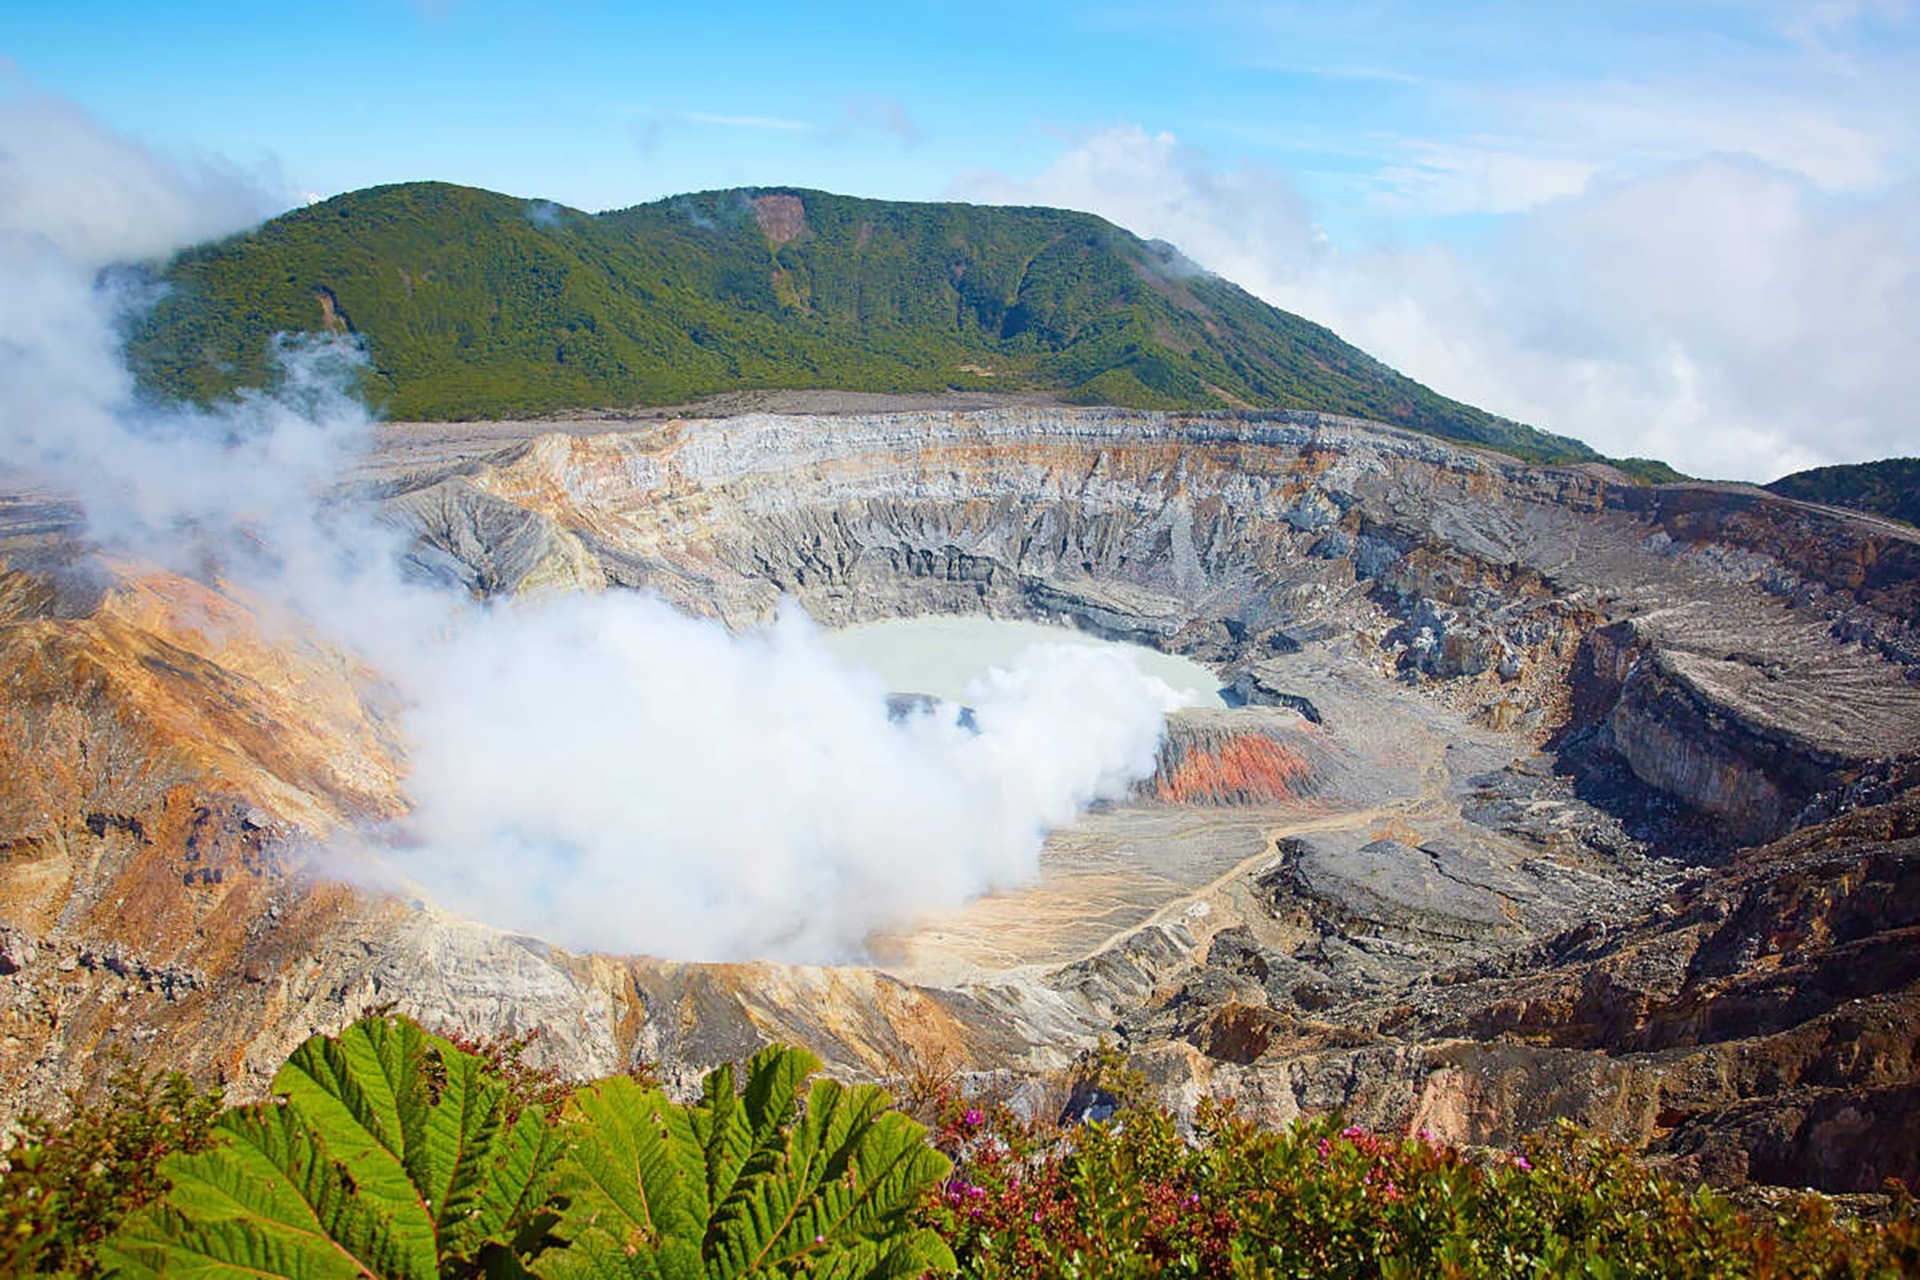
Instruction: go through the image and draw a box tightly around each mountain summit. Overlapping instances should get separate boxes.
[127,181,1613,465]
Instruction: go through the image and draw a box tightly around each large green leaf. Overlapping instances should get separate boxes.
[96,1102,435,1280]
[535,1048,953,1279]
[274,1014,564,1264]
[537,1076,706,1280]
[696,1043,813,1252]
[704,1077,954,1278]
[98,1014,563,1277]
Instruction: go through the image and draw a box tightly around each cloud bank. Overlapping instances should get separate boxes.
[957,125,1918,482]
[0,89,1177,964]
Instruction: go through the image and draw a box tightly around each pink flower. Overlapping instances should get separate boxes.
[1342,1125,1366,1140]
[964,1109,985,1127]
[1513,1154,1533,1171]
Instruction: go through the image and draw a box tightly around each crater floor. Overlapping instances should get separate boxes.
[868,644,1539,987]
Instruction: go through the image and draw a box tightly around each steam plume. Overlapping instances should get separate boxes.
[0,90,1179,963]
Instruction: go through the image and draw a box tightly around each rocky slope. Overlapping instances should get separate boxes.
[3,408,1917,1193]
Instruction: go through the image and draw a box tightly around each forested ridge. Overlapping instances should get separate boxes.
[127,181,1623,468]
[1768,457,1920,527]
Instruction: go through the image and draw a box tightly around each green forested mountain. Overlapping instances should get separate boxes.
[1767,457,1920,527]
[128,180,1603,464]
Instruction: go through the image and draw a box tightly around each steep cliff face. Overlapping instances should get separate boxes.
[4,407,1918,1195]
[386,408,1920,839]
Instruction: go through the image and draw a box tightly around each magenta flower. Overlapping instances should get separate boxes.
[963,1108,985,1127]
[1513,1154,1533,1171]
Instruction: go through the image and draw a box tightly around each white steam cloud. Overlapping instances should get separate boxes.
[398,599,1175,959]
[0,89,1177,964]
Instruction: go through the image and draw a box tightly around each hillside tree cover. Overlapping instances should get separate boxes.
[126,182,1617,468]
[1767,458,1920,527]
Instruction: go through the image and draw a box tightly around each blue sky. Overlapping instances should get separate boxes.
[17,1,1911,233]
[4,1,1917,477]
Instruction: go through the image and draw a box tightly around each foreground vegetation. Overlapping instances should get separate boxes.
[4,1015,1914,1277]
[125,181,1610,467]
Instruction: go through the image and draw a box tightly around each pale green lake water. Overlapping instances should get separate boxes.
[824,615,1229,709]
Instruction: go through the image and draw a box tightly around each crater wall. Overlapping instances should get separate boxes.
[391,408,1920,840]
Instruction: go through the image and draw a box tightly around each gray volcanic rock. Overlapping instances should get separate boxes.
[5,406,1919,1197]
[385,477,604,597]
[1289,836,1533,939]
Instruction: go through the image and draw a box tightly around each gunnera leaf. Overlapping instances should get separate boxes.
[98,1013,563,1277]
[95,1101,437,1280]
[535,1046,953,1279]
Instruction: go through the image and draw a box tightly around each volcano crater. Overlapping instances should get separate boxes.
[6,405,1919,1192]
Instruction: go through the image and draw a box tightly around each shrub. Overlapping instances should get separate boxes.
[0,1060,222,1277]
[89,1014,949,1278]
[915,1086,1920,1278]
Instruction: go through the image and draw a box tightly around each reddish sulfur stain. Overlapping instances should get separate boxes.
[1157,736,1312,804]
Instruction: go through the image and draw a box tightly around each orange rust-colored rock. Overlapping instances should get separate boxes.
[1157,735,1314,805]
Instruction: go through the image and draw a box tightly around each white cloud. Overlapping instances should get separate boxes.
[1463,78,1902,196]
[0,81,288,267]
[398,604,1175,960]
[837,96,920,147]
[956,124,1327,282]
[953,125,1920,480]
[1373,139,1602,216]
[1143,1,1919,216]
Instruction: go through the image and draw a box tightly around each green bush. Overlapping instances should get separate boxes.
[543,1045,952,1278]
[71,1014,947,1278]
[98,1014,566,1278]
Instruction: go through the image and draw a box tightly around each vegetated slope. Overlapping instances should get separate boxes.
[1767,457,1920,528]
[126,181,1605,464]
